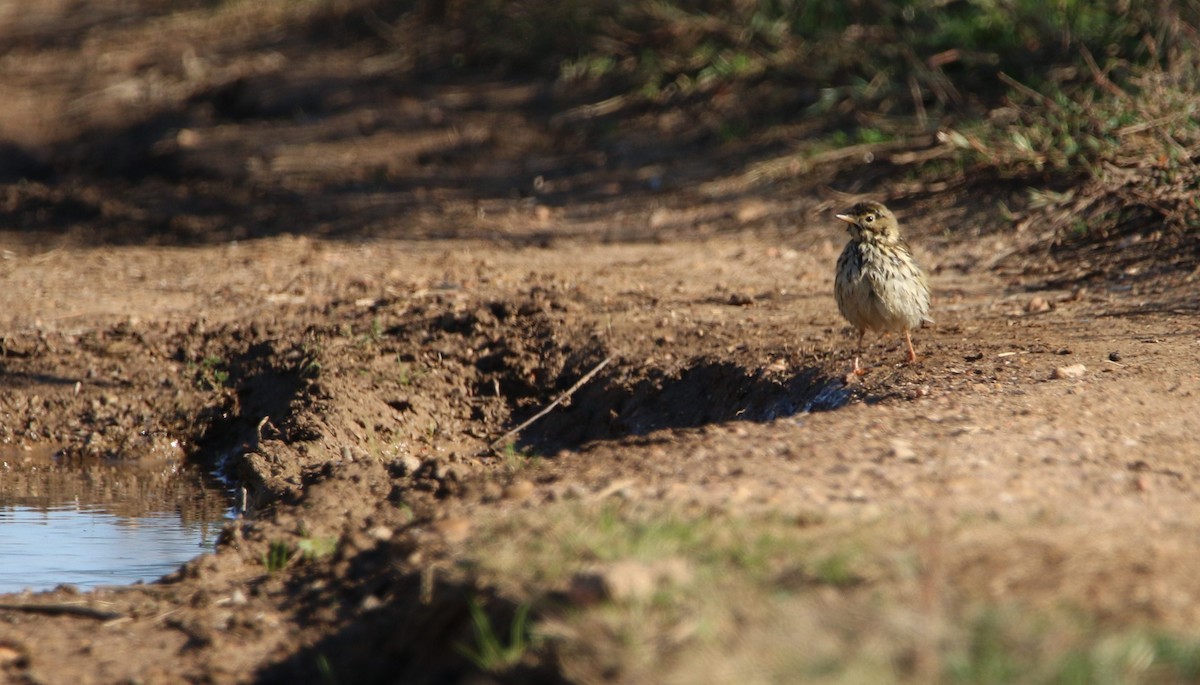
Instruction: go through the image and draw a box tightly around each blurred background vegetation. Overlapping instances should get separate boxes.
[394,0,1193,115]
[362,0,1200,233]
[4,0,1198,245]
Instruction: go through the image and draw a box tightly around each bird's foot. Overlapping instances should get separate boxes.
[847,358,870,380]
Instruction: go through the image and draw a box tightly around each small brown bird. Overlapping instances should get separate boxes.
[834,201,932,374]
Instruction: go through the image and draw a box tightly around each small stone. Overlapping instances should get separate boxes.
[1052,363,1087,380]
[360,594,385,612]
[727,292,754,306]
[888,439,916,462]
[367,525,393,542]
[396,455,422,476]
[1108,351,1122,362]
[0,643,26,667]
[1026,296,1051,313]
[229,589,248,605]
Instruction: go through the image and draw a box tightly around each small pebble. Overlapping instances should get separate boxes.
[1108,351,1122,362]
[366,525,393,542]
[1026,296,1051,313]
[396,455,422,476]
[1052,363,1087,380]
[888,439,917,462]
[0,644,26,667]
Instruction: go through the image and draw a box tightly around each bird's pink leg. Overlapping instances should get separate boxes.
[853,330,868,376]
[905,330,918,363]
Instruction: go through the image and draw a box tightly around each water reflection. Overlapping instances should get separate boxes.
[0,447,231,593]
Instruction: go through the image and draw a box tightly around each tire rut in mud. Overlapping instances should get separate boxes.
[388,290,851,457]
[506,359,850,453]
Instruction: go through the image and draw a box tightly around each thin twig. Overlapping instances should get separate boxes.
[1079,45,1128,99]
[489,356,614,451]
[997,72,1060,111]
[552,94,632,125]
[0,603,125,621]
[908,73,928,130]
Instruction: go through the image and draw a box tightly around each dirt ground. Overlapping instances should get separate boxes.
[2,3,1200,684]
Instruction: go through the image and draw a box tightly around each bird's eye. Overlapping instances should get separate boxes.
[864,214,875,223]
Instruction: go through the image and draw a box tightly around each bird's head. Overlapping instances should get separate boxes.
[835,201,901,244]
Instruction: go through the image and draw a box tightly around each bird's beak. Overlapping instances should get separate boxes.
[835,214,855,224]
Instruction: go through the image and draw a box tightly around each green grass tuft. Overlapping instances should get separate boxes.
[458,598,535,673]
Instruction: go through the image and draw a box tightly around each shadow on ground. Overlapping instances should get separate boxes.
[511,360,849,454]
[255,551,563,685]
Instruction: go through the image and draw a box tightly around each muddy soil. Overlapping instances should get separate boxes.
[2,3,1200,684]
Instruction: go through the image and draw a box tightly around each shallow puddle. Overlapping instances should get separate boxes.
[0,447,231,593]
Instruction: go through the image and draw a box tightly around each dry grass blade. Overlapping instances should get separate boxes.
[1079,45,1129,99]
[997,72,1061,111]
